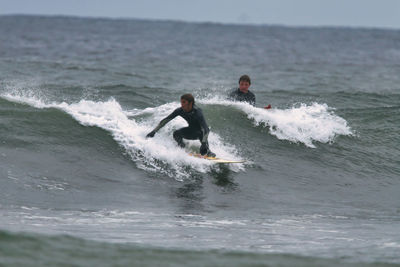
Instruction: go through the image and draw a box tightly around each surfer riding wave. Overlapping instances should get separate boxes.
[146,94,216,157]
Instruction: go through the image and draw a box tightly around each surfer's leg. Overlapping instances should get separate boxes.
[173,127,199,148]
[173,128,186,148]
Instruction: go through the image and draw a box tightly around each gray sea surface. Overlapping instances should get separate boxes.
[0,15,399,266]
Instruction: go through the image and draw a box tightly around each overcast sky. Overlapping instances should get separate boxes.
[1,0,400,29]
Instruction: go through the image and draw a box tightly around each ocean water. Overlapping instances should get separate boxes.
[0,15,399,266]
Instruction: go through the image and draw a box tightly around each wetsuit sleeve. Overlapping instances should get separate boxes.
[152,108,180,133]
[196,109,210,144]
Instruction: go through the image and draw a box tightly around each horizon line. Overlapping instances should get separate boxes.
[1,13,400,31]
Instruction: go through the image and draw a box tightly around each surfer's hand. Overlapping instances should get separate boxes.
[200,143,208,156]
[146,131,155,138]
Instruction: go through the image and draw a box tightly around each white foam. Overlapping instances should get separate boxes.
[200,96,353,148]
[2,89,353,179]
[2,92,244,180]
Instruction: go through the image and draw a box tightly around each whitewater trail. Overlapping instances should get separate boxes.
[1,90,353,179]
[199,96,353,148]
[1,92,244,180]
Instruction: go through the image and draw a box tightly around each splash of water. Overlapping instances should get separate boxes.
[2,91,244,180]
[199,96,353,148]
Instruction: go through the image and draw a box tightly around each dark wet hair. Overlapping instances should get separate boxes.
[181,93,195,104]
[239,75,251,85]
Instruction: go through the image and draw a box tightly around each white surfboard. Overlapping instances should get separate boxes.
[188,153,246,164]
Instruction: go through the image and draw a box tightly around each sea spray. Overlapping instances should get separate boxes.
[199,97,353,148]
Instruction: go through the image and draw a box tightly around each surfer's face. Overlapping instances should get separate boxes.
[239,81,250,93]
[181,99,193,112]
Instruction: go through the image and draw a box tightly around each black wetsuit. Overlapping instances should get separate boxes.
[151,105,212,154]
[228,88,256,106]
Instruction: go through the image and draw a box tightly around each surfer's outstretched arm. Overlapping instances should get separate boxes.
[146,108,180,138]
